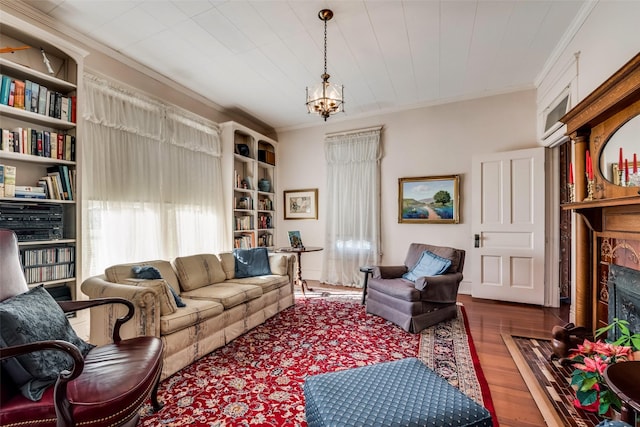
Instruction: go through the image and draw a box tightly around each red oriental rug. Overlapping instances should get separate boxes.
[138,298,497,426]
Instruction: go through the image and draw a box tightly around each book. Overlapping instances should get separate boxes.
[0,164,4,197]
[24,80,32,111]
[8,80,15,106]
[47,171,63,199]
[0,75,11,105]
[4,165,16,197]
[57,133,64,160]
[30,81,39,113]
[48,166,72,200]
[41,175,54,199]
[38,86,47,116]
[13,80,25,109]
[288,231,304,249]
[61,96,69,121]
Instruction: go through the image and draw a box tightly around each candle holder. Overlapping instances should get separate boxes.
[584,179,595,201]
[618,170,626,187]
[567,183,575,203]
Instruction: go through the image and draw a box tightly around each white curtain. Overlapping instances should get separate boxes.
[81,74,226,276]
[321,129,382,287]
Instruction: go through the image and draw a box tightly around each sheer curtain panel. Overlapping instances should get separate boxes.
[81,74,226,276]
[322,128,382,287]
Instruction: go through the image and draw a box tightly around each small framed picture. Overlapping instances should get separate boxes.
[284,188,318,220]
[288,231,304,248]
[398,175,460,224]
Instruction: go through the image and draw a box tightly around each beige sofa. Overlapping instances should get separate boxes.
[81,251,296,380]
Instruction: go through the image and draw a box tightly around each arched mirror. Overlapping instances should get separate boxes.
[598,114,640,187]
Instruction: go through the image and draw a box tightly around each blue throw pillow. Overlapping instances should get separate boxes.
[132,265,186,308]
[234,247,272,278]
[0,285,95,401]
[402,250,452,282]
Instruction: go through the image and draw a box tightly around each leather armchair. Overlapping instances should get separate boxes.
[366,243,465,333]
[0,229,164,427]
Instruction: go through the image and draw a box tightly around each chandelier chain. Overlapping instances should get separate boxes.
[323,17,328,76]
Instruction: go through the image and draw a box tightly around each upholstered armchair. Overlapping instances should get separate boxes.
[366,243,465,333]
[0,229,164,427]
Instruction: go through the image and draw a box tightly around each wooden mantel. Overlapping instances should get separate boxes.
[561,53,640,331]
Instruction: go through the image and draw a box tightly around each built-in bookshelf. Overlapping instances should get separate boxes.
[221,121,277,251]
[0,12,88,338]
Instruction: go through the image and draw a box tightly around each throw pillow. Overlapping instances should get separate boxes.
[124,279,178,315]
[0,285,95,401]
[132,266,186,307]
[234,247,272,278]
[402,250,452,282]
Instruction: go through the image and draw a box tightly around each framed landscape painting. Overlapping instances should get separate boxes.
[284,188,318,220]
[398,175,460,224]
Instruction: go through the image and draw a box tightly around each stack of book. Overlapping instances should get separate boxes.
[0,74,76,123]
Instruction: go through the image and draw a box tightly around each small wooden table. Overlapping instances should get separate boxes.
[359,266,373,305]
[277,246,323,296]
[604,360,640,423]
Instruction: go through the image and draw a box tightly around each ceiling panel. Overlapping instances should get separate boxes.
[19,0,589,130]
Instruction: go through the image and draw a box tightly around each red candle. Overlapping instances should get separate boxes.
[634,153,638,174]
[625,158,629,182]
[569,162,574,184]
[586,150,593,180]
[619,147,624,171]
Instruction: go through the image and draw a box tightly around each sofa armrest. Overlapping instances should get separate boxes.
[373,265,407,279]
[414,272,463,303]
[269,252,296,286]
[81,275,161,345]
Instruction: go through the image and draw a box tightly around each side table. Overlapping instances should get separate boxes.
[359,266,373,305]
[277,246,323,296]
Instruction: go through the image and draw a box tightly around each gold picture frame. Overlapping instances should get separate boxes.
[284,188,318,220]
[398,175,460,224]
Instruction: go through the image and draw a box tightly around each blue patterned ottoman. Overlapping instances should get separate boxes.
[303,358,493,427]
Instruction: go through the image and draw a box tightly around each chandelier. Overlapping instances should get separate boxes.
[306,9,344,121]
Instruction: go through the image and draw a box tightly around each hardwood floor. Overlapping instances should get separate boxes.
[312,281,569,427]
[458,294,568,427]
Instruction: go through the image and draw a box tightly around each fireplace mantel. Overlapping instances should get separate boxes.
[561,53,640,330]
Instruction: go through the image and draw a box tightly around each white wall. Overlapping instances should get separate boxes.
[277,90,538,291]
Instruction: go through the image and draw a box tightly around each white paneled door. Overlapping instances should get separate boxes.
[471,147,546,305]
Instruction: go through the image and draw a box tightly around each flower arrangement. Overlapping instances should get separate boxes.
[568,318,639,416]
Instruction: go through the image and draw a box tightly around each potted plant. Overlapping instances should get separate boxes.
[595,318,640,355]
[568,318,638,417]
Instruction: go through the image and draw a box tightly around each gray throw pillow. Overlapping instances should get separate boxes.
[0,285,95,401]
[234,247,272,278]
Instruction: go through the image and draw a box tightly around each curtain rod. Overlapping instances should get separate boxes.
[325,125,383,138]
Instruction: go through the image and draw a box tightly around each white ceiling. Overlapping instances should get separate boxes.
[23,0,588,131]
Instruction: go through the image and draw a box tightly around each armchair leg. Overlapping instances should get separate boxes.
[150,374,163,412]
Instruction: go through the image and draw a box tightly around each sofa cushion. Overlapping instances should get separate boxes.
[132,266,186,307]
[234,248,271,278]
[158,298,224,335]
[123,279,178,316]
[402,250,452,282]
[0,285,95,401]
[173,254,227,291]
[269,254,288,276]
[105,260,181,294]
[226,275,290,294]
[219,252,236,280]
[368,277,420,302]
[180,283,262,309]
